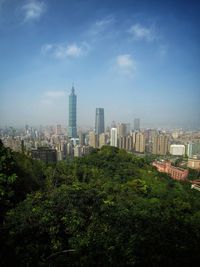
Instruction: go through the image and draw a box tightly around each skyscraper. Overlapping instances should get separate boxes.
[68,86,77,138]
[89,131,98,148]
[152,133,169,155]
[110,128,118,147]
[134,118,140,131]
[117,123,127,137]
[95,108,105,135]
[135,132,145,153]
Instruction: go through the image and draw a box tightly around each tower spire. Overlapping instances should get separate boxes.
[71,82,75,94]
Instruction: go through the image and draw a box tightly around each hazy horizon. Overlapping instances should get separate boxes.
[0,0,200,129]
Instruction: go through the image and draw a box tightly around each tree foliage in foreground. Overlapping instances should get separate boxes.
[0,143,200,266]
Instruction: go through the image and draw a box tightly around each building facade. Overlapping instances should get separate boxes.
[31,147,57,164]
[152,161,188,181]
[68,86,77,138]
[110,128,118,147]
[152,133,168,155]
[99,133,107,148]
[89,131,98,148]
[170,144,185,156]
[187,142,200,158]
[135,132,145,153]
[117,123,127,137]
[188,158,200,170]
[95,108,105,135]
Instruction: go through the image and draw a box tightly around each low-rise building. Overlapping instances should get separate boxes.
[188,158,200,170]
[31,147,57,164]
[152,160,188,181]
[170,144,185,156]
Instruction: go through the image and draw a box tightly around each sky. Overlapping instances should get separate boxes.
[0,0,200,129]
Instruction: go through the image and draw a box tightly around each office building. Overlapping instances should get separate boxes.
[134,118,140,131]
[68,86,77,138]
[95,108,105,135]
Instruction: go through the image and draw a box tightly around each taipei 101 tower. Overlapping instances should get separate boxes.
[68,86,77,138]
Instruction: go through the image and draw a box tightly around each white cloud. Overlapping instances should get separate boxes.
[21,0,46,22]
[44,91,65,98]
[116,54,136,75]
[40,90,65,105]
[117,54,134,68]
[128,23,155,41]
[89,15,114,36]
[66,43,82,57]
[42,42,89,59]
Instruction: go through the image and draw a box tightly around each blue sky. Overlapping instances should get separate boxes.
[0,0,199,129]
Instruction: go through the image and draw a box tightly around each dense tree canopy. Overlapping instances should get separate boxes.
[0,143,200,266]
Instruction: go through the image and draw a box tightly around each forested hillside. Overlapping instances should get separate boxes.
[0,140,200,266]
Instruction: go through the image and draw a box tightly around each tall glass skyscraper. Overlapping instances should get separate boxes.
[95,108,105,135]
[68,86,77,138]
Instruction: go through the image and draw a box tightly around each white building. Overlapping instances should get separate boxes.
[110,128,118,147]
[170,144,185,156]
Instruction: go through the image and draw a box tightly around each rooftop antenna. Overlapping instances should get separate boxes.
[72,81,75,94]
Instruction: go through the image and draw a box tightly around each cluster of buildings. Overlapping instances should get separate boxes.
[1,87,200,169]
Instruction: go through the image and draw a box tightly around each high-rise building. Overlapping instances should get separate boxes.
[118,136,126,149]
[78,131,86,146]
[134,118,140,131]
[99,133,108,148]
[74,145,82,157]
[89,131,98,148]
[135,132,145,153]
[187,142,200,158]
[152,133,169,155]
[117,123,127,137]
[110,128,118,147]
[126,135,133,151]
[95,108,105,135]
[68,86,77,138]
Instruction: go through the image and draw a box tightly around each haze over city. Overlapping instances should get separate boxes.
[0,0,199,129]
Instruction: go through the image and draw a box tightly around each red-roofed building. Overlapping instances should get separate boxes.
[152,161,188,181]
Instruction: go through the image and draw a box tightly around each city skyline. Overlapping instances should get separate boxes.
[0,0,200,129]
